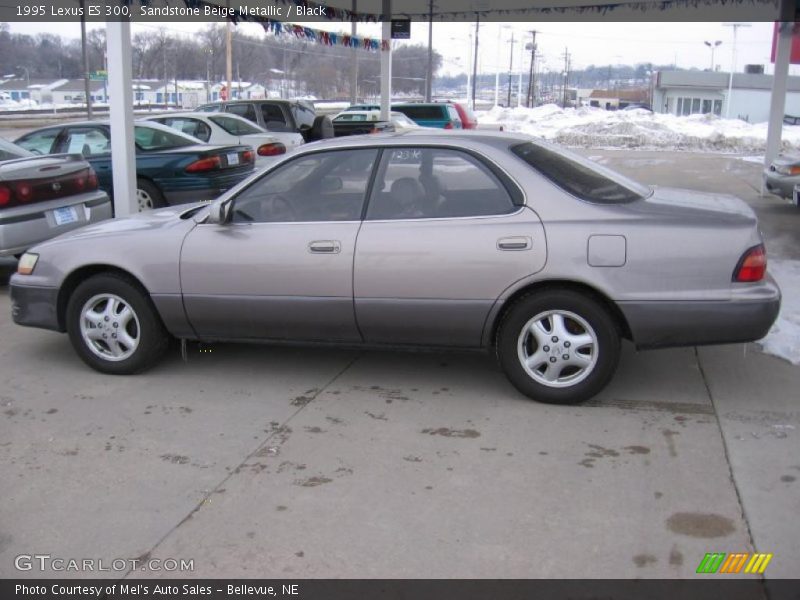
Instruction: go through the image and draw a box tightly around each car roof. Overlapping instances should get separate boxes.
[297,129,530,151]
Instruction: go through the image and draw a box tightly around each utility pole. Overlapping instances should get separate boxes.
[471,18,479,110]
[425,0,433,102]
[79,0,92,119]
[723,23,750,118]
[506,30,515,107]
[526,30,536,107]
[562,47,570,108]
[350,0,358,104]
[226,0,233,101]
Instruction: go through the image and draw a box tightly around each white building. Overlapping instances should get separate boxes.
[653,70,800,123]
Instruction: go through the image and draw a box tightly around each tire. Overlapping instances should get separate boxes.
[496,289,621,404]
[310,115,334,141]
[66,273,170,375]
[136,178,166,212]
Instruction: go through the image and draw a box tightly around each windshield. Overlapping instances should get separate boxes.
[511,141,651,204]
[134,124,198,151]
[0,137,33,161]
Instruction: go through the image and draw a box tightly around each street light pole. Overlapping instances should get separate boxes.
[526,30,537,107]
[506,30,515,107]
[724,23,750,119]
[704,40,722,71]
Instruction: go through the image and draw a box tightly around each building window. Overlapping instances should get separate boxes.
[713,100,722,116]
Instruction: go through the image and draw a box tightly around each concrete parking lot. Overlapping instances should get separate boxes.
[0,149,798,581]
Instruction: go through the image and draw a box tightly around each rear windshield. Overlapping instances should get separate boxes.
[209,115,262,135]
[0,138,32,161]
[393,105,446,120]
[511,142,651,204]
[134,125,196,151]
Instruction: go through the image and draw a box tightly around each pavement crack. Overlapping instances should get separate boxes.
[694,347,760,559]
[118,352,362,580]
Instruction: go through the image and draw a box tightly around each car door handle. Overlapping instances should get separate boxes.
[497,236,532,251]
[308,240,341,254]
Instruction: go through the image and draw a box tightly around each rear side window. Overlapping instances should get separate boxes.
[367,147,517,220]
[511,142,650,204]
[62,127,110,156]
[393,105,446,121]
[261,104,291,132]
[159,118,211,142]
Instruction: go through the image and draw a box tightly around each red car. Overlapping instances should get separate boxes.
[451,102,478,129]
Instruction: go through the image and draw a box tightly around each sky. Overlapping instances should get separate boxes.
[4,20,788,77]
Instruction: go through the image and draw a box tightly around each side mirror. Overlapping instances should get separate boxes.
[206,199,231,224]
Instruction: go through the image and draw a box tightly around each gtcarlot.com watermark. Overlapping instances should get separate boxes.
[14,553,194,573]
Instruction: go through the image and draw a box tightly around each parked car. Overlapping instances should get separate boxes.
[450,102,479,129]
[0,138,110,257]
[10,131,780,405]
[195,99,331,143]
[332,111,395,137]
[14,121,255,211]
[764,152,800,200]
[342,104,381,112]
[391,103,463,129]
[141,112,287,168]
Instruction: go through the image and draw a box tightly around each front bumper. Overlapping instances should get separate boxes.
[619,276,781,350]
[10,283,62,332]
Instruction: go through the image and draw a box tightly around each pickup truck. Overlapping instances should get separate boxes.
[195,99,334,145]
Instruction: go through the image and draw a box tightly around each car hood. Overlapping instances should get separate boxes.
[34,203,206,250]
[625,187,757,225]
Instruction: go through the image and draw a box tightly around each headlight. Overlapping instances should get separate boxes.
[17,252,38,275]
[775,165,800,176]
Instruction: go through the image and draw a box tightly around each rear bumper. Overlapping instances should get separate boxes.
[619,277,781,350]
[763,168,798,198]
[10,283,61,332]
[0,192,111,257]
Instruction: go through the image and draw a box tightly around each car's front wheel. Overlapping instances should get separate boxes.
[66,273,169,374]
[497,289,621,404]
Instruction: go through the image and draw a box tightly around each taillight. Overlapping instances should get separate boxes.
[0,184,9,206]
[16,182,32,202]
[87,169,98,190]
[242,149,254,163]
[257,143,286,157]
[444,122,454,129]
[185,156,221,173]
[733,244,767,283]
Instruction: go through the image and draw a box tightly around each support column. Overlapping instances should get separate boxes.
[106,19,136,217]
[764,22,793,187]
[380,0,392,121]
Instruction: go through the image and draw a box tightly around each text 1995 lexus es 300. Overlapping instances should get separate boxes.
[9,131,781,404]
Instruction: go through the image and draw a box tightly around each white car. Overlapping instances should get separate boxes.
[142,112,292,168]
[332,110,425,133]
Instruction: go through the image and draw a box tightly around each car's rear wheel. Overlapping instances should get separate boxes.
[66,273,169,374]
[136,179,165,212]
[497,290,620,404]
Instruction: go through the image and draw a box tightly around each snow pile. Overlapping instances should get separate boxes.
[759,259,800,366]
[478,104,800,153]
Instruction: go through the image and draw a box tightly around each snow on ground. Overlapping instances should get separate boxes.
[478,104,800,154]
[759,259,800,366]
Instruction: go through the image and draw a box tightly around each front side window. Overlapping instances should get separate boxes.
[226,103,257,123]
[512,141,650,204]
[366,147,517,220]
[260,104,290,132]
[230,149,378,223]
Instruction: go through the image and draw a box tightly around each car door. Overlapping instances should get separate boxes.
[180,147,380,342]
[354,146,547,347]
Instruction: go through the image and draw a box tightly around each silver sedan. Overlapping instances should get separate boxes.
[9,131,781,404]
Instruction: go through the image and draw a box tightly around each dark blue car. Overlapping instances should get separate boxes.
[15,121,254,211]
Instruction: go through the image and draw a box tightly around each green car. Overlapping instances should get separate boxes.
[15,120,255,211]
